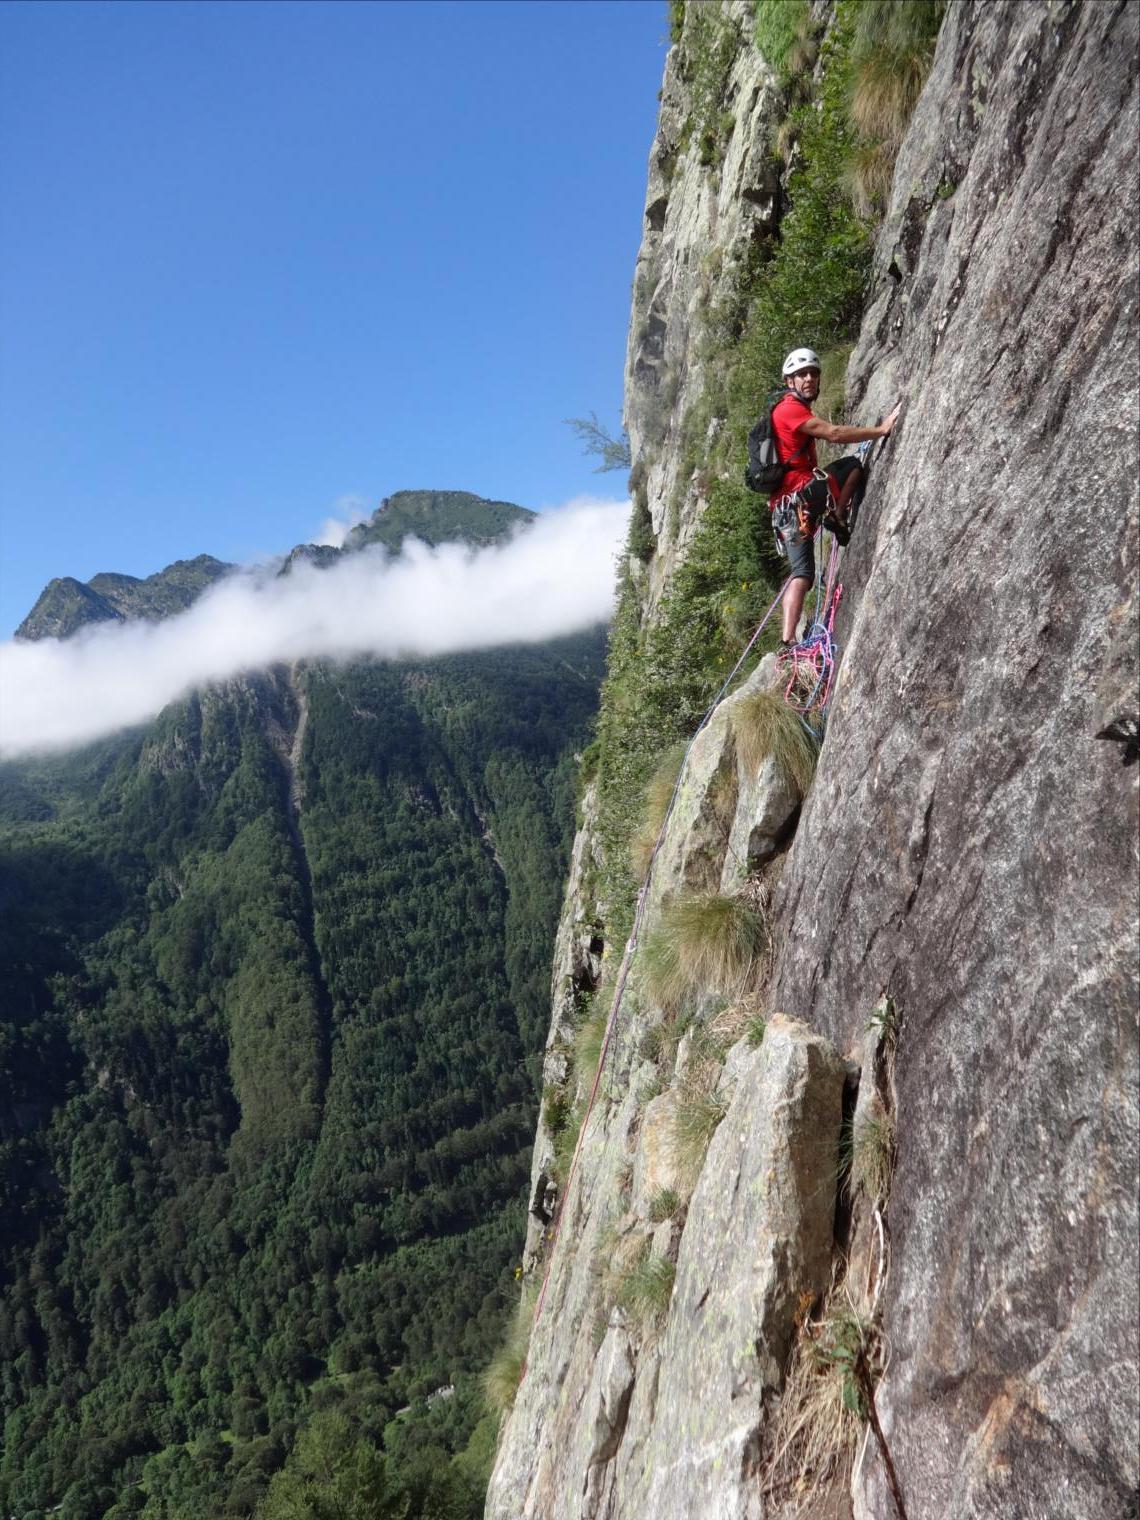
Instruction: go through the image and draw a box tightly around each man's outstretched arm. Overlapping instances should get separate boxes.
[800,401,901,446]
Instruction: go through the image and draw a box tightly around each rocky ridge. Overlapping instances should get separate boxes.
[15,555,232,641]
[488,4,1139,1519]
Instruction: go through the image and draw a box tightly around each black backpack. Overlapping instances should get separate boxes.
[743,394,808,494]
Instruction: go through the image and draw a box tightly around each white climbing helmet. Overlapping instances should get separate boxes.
[781,346,821,376]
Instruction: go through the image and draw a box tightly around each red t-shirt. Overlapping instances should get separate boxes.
[770,392,818,505]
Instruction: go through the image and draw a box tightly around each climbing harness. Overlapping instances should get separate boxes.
[776,435,884,735]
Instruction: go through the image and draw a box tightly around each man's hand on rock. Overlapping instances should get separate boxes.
[879,402,903,436]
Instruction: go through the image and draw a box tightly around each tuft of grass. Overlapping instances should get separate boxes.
[843,139,896,217]
[865,994,898,1042]
[731,689,818,796]
[672,1081,728,1186]
[638,1020,668,1064]
[851,1107,895,1202]
[595,1231,653,1324]
[849,0,945,150]
[642,892,768,1013]
[647,1187,681,1224]
[482,1291,536,1417]
[754,0,813,84]
[573,1002,609,1089]
[746,1015,768,1048]
[630,741,689,879]
[763,1297,877,1502]
[637,1070,667,1107]
[550,1098,587,1186]
[541,1085,572,1139]
[617,1252,677,1336]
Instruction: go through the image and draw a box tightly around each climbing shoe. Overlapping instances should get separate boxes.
[777,639,796,656]
[823,513,851,546]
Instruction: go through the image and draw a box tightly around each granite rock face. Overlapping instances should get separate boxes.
[489,4,1137,1518]
[607,1016,846,1520]
[485,1017,849,1520]
[624,0,784,601]
[768,3,1140,1517]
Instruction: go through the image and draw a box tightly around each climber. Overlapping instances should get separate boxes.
[771,347,900,650]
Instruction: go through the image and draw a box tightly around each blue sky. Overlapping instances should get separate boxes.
[0,0,668,635]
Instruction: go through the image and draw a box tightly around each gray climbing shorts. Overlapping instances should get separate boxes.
[772,499,817,583]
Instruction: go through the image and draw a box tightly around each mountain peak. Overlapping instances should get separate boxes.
[16,555,233,642]
[345,490,534,555]
[16,494,534,641]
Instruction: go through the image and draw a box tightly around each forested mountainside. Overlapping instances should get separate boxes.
[490,5,1138,1520]
[0,492,607,1518]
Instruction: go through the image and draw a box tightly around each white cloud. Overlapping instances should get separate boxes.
[0,498,630,759]
[313,493,372,549]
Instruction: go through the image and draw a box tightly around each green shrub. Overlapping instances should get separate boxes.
[627,489,657,563]
[577,738,601,792]
[731,688,818,795]
[754,0,814,84]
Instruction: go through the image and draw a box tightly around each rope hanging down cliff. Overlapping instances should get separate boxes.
[526,427,895,1344]
[525,422,893,1349]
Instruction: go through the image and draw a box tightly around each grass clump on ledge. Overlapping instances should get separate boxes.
[846,0,947,212]
[647,1187,682,1224]
[482,1289,537,1418]
[573,1000,610,1089]
[550,1098,586,1187]
[850,1105,895,1202]
[630,741,689,879]
[764,1297,878,1501]
[617,1252,677,1337]
[642,891,768,1013]
[849,0,945,149]
[731,688,818,796]
[672,1082,729,1187]
[754,0,815,87]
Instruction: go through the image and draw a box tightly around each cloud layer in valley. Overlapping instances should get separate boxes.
[0,497,630,759]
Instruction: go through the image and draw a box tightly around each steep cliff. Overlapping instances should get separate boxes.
[489,4,1138,1518]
